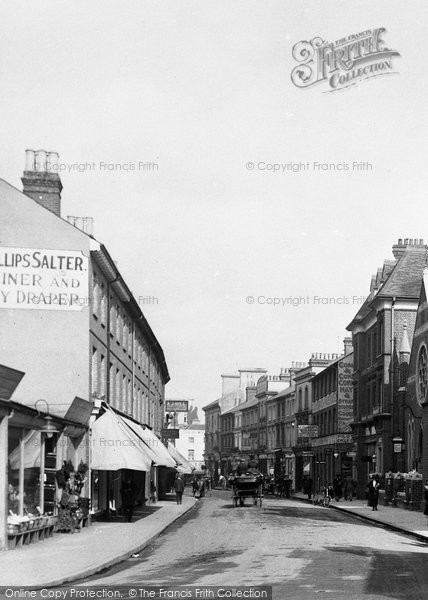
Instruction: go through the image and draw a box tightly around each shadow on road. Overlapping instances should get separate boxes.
[326,545,428,600]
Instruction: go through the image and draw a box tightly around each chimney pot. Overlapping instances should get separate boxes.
[25,149,35,171]
[47,151,59,172]
[35,150,47,172]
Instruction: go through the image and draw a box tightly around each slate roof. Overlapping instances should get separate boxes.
[376,247,427,298]
[347,245,428,330]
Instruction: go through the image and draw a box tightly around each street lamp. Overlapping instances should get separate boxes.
[34,399,60,438]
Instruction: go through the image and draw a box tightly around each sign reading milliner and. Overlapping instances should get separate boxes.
[291,28,400,92]
[0,247,89,311]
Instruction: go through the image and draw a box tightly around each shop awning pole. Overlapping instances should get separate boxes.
[0,414,8,550]
[19,430,25,515]
[39,434,45,512]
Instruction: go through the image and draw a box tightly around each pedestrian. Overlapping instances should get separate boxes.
[192,476,198,497]
[367,473,380,511]
[303,475,313,500]
[174,473,185,504]
[333,474,343,501]
[344,475,354,501]
[205,476,212,496]
[284,477,291,498]
[150,480,157,503]
[121,475,138,522]
[197,478,205,498]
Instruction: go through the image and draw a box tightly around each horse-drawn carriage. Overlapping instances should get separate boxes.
[231,472,263,507]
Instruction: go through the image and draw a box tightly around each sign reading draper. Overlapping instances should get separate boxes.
[0,247,89,311]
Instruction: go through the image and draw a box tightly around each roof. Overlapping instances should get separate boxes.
[221,403,244,416]
[270,384,296,400]
[376,247,426,298]
[202,398,220,411]
[347,245,427,330]
[184,423,205,431]
[237,396,259,411]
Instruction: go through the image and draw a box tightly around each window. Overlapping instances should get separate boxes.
[417,343,428,406]
[188,450,195,461]
[91,347,98,393]
[100,283,107,326]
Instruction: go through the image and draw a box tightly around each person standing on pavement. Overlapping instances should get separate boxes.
[121,475,138,522]
[367,473,380,511]
[174,473,185,504]
[344,474,354,501]
[333,474,343,501]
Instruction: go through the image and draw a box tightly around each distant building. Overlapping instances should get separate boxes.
[311,341,354,491]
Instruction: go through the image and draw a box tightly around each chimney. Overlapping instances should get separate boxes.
[392,238,425,260]
[22,149,63,217]
[343,337,353,355]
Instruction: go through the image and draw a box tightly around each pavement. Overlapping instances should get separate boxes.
[0,494,198,588]
[292,491,428,543]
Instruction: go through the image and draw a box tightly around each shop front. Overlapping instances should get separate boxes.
[90,404,178,513]
[0,365,92,550]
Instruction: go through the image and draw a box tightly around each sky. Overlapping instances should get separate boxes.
[1,1,427,417]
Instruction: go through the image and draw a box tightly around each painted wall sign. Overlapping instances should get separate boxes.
[337,354,354,433]
[0,247,89,311]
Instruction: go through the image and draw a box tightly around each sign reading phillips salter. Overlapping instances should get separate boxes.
[291,28,400,92]
[0,247,89,311]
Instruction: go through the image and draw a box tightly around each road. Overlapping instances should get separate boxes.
[80,490,428,600]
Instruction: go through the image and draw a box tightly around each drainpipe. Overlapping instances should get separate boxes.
[104,275,119,519]
[390,296,396,471]
[106,276,119,406]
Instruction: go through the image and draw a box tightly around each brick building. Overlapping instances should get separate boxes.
[347,239,427,494]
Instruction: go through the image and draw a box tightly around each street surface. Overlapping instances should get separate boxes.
[80,490,428,600]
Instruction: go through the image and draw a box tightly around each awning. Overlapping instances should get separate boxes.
[63,396,94,437]
[121,415,176,468]
[167,443,194,474]
[91,409,152,471]
[8,430,41,469]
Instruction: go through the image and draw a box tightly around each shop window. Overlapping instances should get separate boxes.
[8,427,41,515]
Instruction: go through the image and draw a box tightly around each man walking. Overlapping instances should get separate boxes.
[121,475,138,522]
[174,473,185,505]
